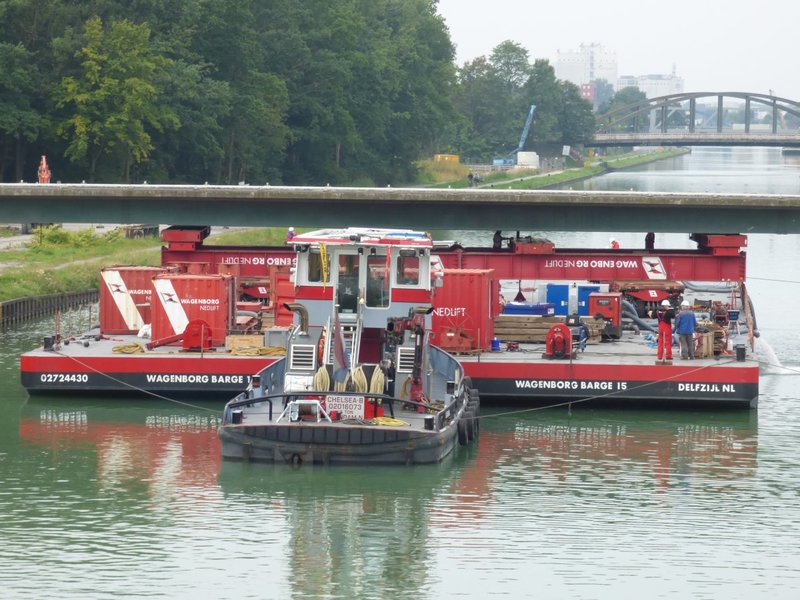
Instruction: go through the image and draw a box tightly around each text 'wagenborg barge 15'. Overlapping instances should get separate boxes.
[20,226,759,408]
[218,228,480,465]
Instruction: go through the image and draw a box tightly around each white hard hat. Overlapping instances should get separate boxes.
[661,299,671,307]
[681,300,690,307]
[288,226,294,231]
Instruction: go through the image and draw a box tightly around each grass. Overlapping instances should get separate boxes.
[0,226,160,302]
[204,227,291,246]
[475,148,689,190]
[491,165,606,190]
[0,225,297,303]
[414,159,470,185]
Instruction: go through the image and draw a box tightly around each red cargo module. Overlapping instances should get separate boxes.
[432,269,497,352]
[100,266,172,334]
[151,274,235,347]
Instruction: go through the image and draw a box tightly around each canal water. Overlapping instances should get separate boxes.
[1,147,799,599]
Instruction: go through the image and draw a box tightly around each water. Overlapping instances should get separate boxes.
[2,148,800,599]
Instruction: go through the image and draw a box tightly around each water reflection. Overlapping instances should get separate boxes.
[18,398,223,495]
[469,409,758,495]
[218,459,472,599]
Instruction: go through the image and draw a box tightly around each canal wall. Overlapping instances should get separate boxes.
[0,290,98,328]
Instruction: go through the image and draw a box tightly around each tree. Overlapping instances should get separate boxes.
[0,43,41,181]
[591,79,615,112]
[558,81,596,144]
[490,40,531,91]
[522,59,561,143]
[598,86,649,132]
[55,17,177,181]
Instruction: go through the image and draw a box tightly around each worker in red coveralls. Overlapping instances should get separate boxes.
[655,299,676,362]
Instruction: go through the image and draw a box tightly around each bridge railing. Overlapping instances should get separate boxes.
[594,132,800,142]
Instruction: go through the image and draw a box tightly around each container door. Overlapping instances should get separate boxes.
[578,285,600,316]
[546,284,570,316]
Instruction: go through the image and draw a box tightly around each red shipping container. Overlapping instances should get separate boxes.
[272,269,296,326]
[431,269,497,352]
[150,274,234,347]
[100,266,171,334]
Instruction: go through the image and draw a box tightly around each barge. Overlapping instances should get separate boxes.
[20,226,759,408]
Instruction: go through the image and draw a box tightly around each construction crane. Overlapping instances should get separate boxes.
[493,104,536,166]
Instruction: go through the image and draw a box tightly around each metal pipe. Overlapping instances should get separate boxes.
[283,303,309,334]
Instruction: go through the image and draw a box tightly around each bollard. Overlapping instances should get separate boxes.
[735,344,746,362]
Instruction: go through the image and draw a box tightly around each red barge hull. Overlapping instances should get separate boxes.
[20,338,276,397]
[20,335,758,408]
[461,360,758,408]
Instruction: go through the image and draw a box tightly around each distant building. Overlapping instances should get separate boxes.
[580,83,596,103]
[555,43,618,89]
[616,71,684,98]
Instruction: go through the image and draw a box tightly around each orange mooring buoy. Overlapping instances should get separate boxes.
[37,155,51,184]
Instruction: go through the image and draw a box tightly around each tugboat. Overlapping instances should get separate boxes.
[218,228,480,465]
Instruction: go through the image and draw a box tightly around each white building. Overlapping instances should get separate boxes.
[555,43,618,89]
[616,73,684,98]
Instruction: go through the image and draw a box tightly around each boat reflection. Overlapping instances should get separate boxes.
[19,398,223,493]
[217,455,475,597]
[466,409,759,495]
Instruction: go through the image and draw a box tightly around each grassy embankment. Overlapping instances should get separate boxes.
[419,147,689,190]
[0,226,290,303]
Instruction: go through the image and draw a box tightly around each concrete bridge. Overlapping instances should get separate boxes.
[2,183,800,234]
[595,92,800,147]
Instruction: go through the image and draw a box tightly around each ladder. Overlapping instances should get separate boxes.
[326,312,362,368]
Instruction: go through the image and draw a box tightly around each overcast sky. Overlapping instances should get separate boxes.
[437,0,799,100]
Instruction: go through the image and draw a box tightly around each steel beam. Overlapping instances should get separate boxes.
[1,184,800,234]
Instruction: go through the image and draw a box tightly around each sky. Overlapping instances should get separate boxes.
[436,0,800,101]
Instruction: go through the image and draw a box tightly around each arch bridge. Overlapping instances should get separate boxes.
[594,92,800,147]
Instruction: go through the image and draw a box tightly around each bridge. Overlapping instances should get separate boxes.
[594,92,800,147]
[1,183,800,234]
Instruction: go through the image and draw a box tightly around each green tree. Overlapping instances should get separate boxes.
[55,16,177,181]
[453,41,534,162]
[0,43,41,181]
[597,86,649,132]
[490,40,531,91]
[522,59,561,143]
[591,79,615,112]
[558,81,596,144]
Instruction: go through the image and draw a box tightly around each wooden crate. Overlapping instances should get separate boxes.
[695,331,714,358]
[494,315,563,343]
[226,334,264,352]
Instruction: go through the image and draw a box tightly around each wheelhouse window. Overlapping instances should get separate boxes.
[305,249,327,284]
[366,253,389,307]
[396,250,420,286]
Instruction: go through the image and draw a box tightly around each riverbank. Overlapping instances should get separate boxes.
[488,147,690,190]
[0,226,290,310]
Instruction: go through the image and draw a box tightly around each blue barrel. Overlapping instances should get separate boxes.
[491,337,501,352]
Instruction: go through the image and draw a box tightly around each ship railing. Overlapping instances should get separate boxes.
[222,389,462,429]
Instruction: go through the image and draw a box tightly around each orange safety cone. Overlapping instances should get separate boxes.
[37,155,51,184]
